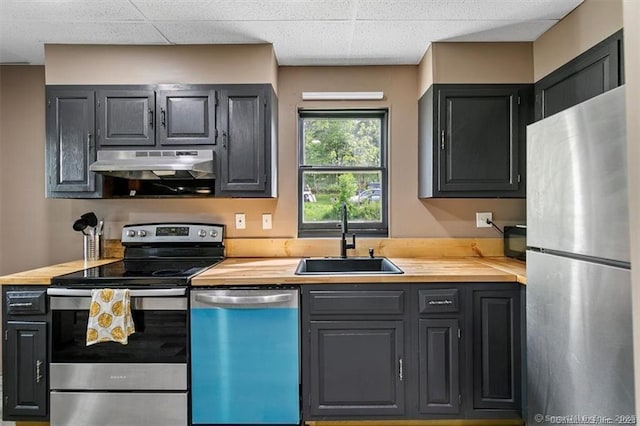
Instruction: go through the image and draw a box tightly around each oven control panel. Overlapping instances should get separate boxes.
[122,223,224,244]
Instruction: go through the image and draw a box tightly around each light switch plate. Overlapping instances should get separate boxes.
[476,212,492,228]
[235,213,246,229]
[262,214,272,230]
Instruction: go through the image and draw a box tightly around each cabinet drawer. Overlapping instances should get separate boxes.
[308,290,404,315]
[419,289,459,314]
[6,290,47,315]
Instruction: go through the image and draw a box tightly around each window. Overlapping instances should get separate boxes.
[298,110,388,237]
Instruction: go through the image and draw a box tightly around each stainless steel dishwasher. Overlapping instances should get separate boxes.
[190,288,300,425]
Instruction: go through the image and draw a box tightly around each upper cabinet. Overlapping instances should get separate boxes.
[157,88,216,146]
[45,84,277,199]
[535,30,624,120]
[419,84,533,198]
[97,86,216,147]
[45,87,102,198]
[217,85,277,197]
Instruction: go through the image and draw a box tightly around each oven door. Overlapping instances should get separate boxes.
[48,287,188,390]
[48,288,189,426]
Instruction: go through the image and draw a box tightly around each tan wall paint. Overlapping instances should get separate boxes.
[417,43,533,96]
[533,0,623,81]
[417,45,433,98]
[274,65,525,238]
[432,42,533,85]
[45,44,278,91]
[623,0,640,414]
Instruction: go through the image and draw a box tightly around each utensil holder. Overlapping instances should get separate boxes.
[83,234,102,261]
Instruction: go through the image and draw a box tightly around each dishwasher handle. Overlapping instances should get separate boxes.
[195,293,292,306]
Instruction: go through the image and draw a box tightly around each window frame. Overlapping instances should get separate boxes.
[297,109,389,238]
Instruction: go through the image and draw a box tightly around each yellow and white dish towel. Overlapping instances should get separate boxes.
[86,288,135,346]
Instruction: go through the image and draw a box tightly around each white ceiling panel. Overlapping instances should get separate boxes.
[355,0,582,21]
[0,0,144,22]
[1,21,167,44]
[132,0,355,21]
[0,0,584,65]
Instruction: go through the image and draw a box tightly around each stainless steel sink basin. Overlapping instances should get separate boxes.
[295,257,404,275]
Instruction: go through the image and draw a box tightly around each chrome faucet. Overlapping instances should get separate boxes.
[340,203,356,258]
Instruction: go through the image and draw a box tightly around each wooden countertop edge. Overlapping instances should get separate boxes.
[0,258,121,285]
[0,257,526,286]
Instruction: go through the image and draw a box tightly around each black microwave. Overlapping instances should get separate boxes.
[504,225,526,261]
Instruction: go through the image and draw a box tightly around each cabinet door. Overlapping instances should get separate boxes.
[418,319,460,415]
[97,89,155,146]
[471,290,521,411]
[438,87,520,193]
[46,88,100,197]
[309,321,404,417]
[535,30,623,120]
[157,89,216,146]
[218,87,267,193]
[3,321,47,418]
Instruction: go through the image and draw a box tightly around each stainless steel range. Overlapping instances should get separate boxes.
[47,223,224,426]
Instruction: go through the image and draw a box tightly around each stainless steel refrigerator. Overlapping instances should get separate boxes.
[526,86,634,424]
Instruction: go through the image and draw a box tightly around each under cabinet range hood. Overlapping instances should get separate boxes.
[90,149,216,180]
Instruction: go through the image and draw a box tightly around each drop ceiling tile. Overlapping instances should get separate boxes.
[156,20,352,65]
[132,0,354,21]
[0,0,144,22]
[355,0,582,21]
[1,21,167,44]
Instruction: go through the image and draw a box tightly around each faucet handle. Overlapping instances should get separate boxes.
[369,248,375,258]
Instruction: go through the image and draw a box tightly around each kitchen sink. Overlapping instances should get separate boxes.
[295,257,404,275]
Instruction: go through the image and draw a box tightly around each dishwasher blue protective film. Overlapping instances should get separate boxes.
[191,307,300,424]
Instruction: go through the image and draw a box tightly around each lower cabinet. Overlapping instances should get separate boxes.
[2,286,49,421]
[301,283,522,422]
[309,321,405,417]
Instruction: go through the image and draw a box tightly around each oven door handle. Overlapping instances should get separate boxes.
[47,288,187,297]
[194,293,292,306]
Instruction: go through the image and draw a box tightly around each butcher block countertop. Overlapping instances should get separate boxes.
[0,259,120,285]
[191,257,526,286]
[0,257,525,286]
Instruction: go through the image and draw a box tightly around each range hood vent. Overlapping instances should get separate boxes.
[90,149,216,180]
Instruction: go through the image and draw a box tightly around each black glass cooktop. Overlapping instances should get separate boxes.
[51,258,223,287]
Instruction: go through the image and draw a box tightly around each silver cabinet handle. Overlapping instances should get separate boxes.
[9,302,33,307]
[399,358,403,382]
[195,293,292,306]
[36,360,43,384]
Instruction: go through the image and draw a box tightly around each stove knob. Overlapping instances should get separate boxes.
[137,230,147,237]
[126,230,136,237]
[210,230,218,238]
[198,229,207,238]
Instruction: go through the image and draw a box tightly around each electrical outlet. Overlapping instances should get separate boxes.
[262,214,272,230]
[476,212,492,228]
[235,213,246,229]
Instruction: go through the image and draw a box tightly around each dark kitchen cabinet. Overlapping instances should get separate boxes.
[418,84,533,198]
[417,288,462,416]
[302,287,407,419]
[97,87,216,147]
[217,85,277,197]
[535,30,624,120]
[45,87,102,198]
[309,321,405,417]
[418,319,460,415]
[157,89,216,146]
[2,287,49,421]
[97,88,155,146]
[470,287,521,413]
[302,283,522,422]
